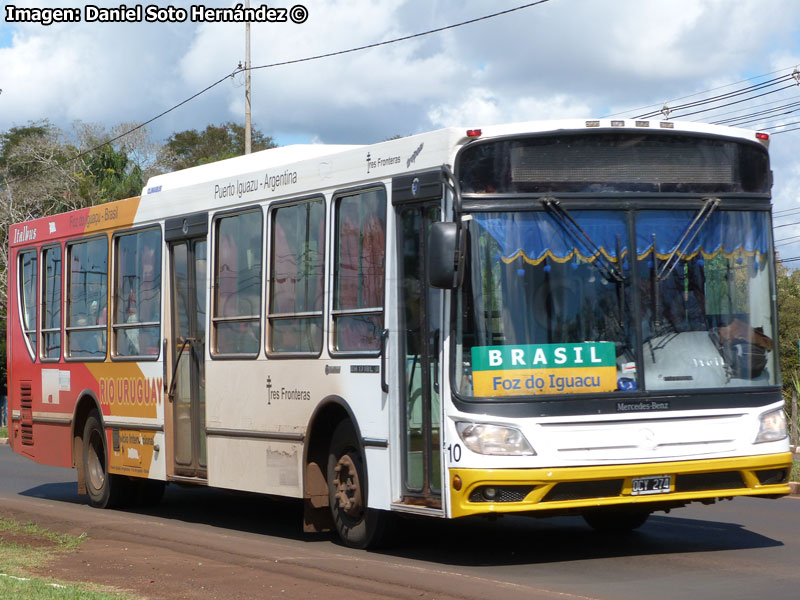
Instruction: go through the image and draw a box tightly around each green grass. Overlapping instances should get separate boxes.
[0,518,136,599]
[0,426,7,438]
[0,575,131,599]
[792,459,800,482]
[0,519,85,571]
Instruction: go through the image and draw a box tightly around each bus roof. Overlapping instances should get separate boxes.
[8,119,768,247]
[466,118,768,146]
[135,119,766,219]
[141,118,767,196]
[142,143,362,192]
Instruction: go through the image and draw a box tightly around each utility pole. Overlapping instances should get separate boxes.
[244,0,252,154]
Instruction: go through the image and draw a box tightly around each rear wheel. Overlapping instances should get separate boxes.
[83,413,123,509]
[327,420,390,548]
[583,507,650,533]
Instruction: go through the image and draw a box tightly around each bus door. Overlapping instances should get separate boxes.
[393,171,444,507]
[165,213,208,480]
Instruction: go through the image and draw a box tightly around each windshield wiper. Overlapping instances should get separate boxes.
[657,197,720,281]
[647,197,720,344]
[540,197,633,361]
[540,197,625,283]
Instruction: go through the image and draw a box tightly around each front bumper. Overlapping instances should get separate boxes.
[449,452,792,518]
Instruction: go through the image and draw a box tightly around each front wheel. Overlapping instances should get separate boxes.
[82,413,123,509]
[327,420,390,548]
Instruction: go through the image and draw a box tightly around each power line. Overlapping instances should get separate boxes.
[772,124,800,135]
[774,220,800,230]
[712,99,800,127]
[635,74,795,119]
[775,234,800,246]
[249,0,553,73]
[651,82,800,121]
[694,93,800,124]
[707,94,800,128]
[724,115,800,130]
[762,119,800,131]
[774,210,800,219]
[3,0,553,187]
[4,71,237,186]
[729,115,800,130]
[774,206,800,216]
[604,65,799,118]
[611,65,800,133]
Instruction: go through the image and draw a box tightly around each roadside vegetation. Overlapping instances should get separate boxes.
[0,517,135,599]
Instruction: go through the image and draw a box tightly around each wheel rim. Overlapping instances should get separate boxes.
[333,452,363,520]
[87,429,106,492]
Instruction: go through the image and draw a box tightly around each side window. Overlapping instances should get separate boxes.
[18,249,37,358]
[41,246,62,360]
[213,209,263,355]
[333,188,386,352]
[113,228,162,358]
[67,237,108,359]
[268,198,325,354]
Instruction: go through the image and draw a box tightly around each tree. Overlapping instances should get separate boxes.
[72,125,144,204]
[0,121,165,387]
[776,262,800,391]
[0,121,150,306]
[776,261,800,444]
[0,121,71,393]
[0,122,51,175]
[164,122,276,170]
[1,121,74,325]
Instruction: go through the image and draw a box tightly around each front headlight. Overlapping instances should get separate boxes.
[455,422,536,456]
[755,408,788,444]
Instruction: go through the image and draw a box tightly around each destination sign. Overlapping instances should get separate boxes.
[470,342,617,396]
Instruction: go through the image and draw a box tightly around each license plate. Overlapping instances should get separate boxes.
[631,475,672,495]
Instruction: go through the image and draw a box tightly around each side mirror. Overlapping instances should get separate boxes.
[428,222,464,289]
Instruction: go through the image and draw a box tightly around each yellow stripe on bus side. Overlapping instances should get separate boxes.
[84,196,141,233]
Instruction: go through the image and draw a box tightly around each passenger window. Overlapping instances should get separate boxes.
[41,246,62,360]
[268,198,325,354]
[113,228,162,357]
[213,210,263,355]
[67,237,108,358]
[18,249,38,358]
[333,189,386,352]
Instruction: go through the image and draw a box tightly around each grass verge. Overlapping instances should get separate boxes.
[0,426,8,439]
[792,459,800,482]
[0,518,135,599]
[0,574,133,599]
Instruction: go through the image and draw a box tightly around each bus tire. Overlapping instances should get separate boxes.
[582,507,650,533]
[327,420,390,549]
[82,413,122,509]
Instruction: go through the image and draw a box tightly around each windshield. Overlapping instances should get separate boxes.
[637,209,775,390]
[455,209,776,399]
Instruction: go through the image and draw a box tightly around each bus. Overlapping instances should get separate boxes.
[7,119,791,548]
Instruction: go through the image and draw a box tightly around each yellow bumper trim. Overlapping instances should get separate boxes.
[449,452,792,518]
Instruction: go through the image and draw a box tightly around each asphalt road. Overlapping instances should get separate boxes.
[1,444,799,600]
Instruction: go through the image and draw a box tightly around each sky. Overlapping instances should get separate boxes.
[3,0,800,258]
